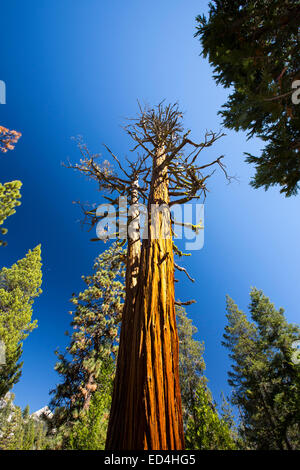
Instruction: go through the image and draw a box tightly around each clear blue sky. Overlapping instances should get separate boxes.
[1,0,299,412]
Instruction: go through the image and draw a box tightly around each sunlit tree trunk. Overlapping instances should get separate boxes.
[106,178,142,447]
[105,102,224,450]
[106,147,184,450]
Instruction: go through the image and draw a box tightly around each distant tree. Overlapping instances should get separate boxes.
[49,243,125,444]
[196,1,300,196]
[0,246,42,398]
[0,181,22,247]
[0,394,47,450]
[224,288,300,449]
[177,306,237,450]
[0,393,23,450]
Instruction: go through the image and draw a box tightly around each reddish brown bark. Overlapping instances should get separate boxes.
[106,179,142,447]
[106,147,184,450]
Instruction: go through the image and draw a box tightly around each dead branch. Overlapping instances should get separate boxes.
[175,300,196,306]
[174,262,195,282]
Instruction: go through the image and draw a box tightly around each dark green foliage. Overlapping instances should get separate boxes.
[224,288,300,449]
[196,1,300,196]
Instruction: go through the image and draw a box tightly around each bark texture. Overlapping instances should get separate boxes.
[106,179,142,447]
[106,147,184,450]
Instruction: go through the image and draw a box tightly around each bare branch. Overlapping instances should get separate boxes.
[174,262,195,282]
[175,300,196,306]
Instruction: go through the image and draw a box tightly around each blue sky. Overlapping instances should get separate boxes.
[1,0,299,412]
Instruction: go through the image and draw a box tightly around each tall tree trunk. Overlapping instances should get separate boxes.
[106,147,184,450]
[106,178,141,448]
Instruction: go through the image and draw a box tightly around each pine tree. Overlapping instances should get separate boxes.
[0,181,22,247]
[0,393,21,450]
[0,246,43,398]
[185,384,237,450]
[0,126,22,246]
[67,386,112,450]
[223,288,300,449]
[196,1,300,196]
[49,243,125,442]
[0,394,48,450]
[21,405,36,450]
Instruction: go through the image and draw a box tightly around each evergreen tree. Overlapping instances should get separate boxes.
[176,305,206,427]
[0,181,22,247]
[223,288,300,449]
[0,394,47,450]
[0,393,22,450]
[185,385,237,450]
[0,246,43,398]
[0,126,22,246]
[67,384,112,450]
[49,243,125,443]
[22,405,35,450]
[196,1,300,196]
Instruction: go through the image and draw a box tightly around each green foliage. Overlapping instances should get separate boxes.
[67,366,114,450]
[0,246,42,398]
[224,288,300,449]
[0,393,23,450]
[49,243,125,445]
[196,1,300,196]
[185,385,237,450]
[0,181,22,246]
[0,394,48,450]
[176,306,237,450]
[176,306,206,425]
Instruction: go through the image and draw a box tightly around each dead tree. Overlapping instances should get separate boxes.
[67,105,227,449]
[106,103,226,450]
[65,138,148,421]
